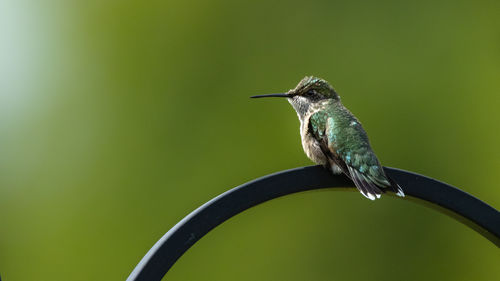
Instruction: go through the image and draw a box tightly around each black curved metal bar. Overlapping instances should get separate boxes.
[127,166,500,281]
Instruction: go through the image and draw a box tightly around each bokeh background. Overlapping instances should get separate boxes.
[1,0,499,280]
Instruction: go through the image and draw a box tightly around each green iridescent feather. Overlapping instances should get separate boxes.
[308,102,390,190]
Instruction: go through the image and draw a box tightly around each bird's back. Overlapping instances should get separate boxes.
[308,101,405,199]
[327,104,373,160]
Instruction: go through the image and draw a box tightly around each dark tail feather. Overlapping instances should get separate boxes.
[386,175,405,197]
[347,166,382,200]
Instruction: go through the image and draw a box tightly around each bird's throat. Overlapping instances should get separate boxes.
[288,96,310,120]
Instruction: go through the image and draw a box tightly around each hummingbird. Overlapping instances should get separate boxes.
[251,76,404,200]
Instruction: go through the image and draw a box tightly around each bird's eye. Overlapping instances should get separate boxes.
[306,89,316,96]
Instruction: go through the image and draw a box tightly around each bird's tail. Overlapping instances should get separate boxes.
[386,176,405,197]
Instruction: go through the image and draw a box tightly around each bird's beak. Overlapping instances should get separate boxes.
[250,93,290,98]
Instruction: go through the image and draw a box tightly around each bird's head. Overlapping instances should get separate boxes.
[251,76,340,118]
[288,76,339,101]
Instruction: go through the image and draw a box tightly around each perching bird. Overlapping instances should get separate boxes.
[251,76,404,200]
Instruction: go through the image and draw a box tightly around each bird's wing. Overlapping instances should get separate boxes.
[309,111,395,200]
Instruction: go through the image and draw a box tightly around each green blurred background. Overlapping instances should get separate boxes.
[1,0,499,280]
